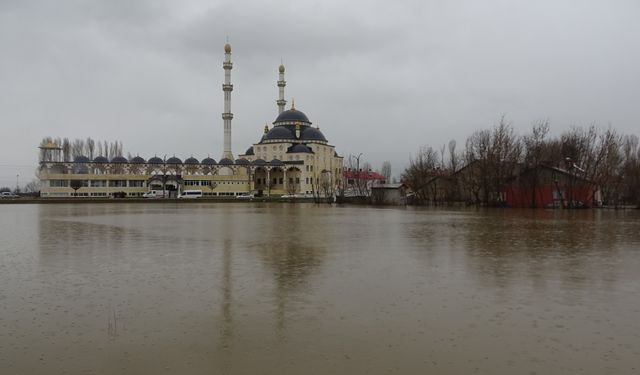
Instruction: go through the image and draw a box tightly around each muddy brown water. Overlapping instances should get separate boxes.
[1,203,639,374]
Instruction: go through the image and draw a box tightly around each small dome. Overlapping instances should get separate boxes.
[74,155,90,163]
[148,156,164,164]
[166,156,182,164]
[264,126,295,140]
[130,156,146,164]
[244,146,254,156]
[219,158,233,165]
[270,158,284,166]
[92,156,108,163]
[287,144,313,154]
[274,109,311,124]
[201,157,217,165]
[301,127,327,142]
[111,156,128,163]
[279,64,285,73]
[235,158,250,165]
[185,157,199,165]
[224,43,231,53]
[252,158,267,166]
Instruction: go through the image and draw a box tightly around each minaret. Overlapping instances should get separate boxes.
[221,42,234,160]
[277,63,287,114]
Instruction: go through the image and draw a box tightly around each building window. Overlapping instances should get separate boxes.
[296,177,300,184]
[129,180,145,187]
[91,180,107,187]
[279,178,283,184]
[49,179,68,187]
[289,177,293,184]
[109,180,127,187]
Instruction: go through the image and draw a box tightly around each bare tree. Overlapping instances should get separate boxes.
[521,120,550,207]
[402,146,439,204]
[462,129,491,204]
[487,117,522,205]
[71,139,85,158]
[62,138,71,162]
[86,137,95,160]
[286,179,299,196]
[70,179,83,196]
[319,171,335,201]
[23,179,41,193]
[344,153,372,197]
[447,139,459,173]
[381,161,392,183]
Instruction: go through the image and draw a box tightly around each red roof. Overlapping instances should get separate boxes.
[343,170,386,181]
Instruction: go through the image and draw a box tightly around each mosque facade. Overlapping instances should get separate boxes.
[37,43,344,198]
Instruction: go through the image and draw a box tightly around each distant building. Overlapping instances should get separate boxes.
[342,170,386,197]
[38,43,343,198]
[371,183,408,205]
[504,164,599,208]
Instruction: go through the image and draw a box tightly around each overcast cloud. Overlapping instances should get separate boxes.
[1,0,639,186]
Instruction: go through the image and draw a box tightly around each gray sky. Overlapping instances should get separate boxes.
[1,0,639,186]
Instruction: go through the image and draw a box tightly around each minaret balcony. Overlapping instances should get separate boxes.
[277,80,286,87]
[222,113,234,120]
[223,62,233,69]
[222,84,234,91]
[276,99,287,105]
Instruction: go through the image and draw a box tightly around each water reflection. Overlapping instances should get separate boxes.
[455,209,625,297]
[1,203,637,374]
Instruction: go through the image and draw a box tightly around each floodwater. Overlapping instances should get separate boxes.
[1,203,639,375]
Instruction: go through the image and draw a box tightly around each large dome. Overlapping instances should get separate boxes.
[264,126,296,140]
[273,109,311,124]
[301,127,327,142]
[262,124,327,142]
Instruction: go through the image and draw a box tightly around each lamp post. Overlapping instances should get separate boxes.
[162,155,167,199]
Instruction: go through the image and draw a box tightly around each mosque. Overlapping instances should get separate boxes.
[38,43,344,198]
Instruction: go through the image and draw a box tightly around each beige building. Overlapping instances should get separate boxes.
[38,43,343,198]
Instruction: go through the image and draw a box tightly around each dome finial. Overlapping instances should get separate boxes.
[264,123,269,133]
[291,98,295,110]
[224,37,231,53]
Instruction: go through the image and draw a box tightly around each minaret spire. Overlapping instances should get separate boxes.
[277,62,286,114]
[222,42,234,160]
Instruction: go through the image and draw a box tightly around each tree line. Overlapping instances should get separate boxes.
[402,117,640,207]
[39,136,125,162]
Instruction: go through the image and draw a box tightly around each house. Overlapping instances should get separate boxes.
[371,183,408,205]
[342,170,386,197]
[504,164,599,208]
